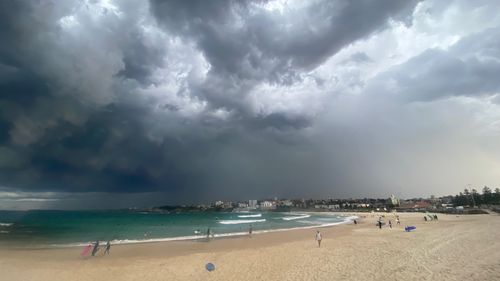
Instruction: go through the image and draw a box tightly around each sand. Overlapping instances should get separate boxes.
[1,212,499,281]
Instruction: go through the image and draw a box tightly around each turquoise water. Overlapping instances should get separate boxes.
[0,210,350,248]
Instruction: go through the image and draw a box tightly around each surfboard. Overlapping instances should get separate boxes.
[81,245,92,256]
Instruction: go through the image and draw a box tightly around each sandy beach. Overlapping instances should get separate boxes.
[1,212,499,281]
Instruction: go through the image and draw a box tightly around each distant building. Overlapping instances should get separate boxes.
[222,201,233,209]
[389,195,400,206]
[260,201,275,209]
[248,200,258,208]
[412,201,431,209]
[214,201,224,207]
[238,202,249,208]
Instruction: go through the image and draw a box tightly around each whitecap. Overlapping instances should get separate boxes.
[218,219,266,225]
[282,214,310,221]
[237,213,262,218]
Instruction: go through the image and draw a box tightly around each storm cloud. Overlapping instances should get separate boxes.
[0,0,499,209]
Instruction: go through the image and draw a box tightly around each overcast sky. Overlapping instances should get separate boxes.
[1,0,499,210]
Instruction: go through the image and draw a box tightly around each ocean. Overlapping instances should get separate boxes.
[0,210,353,248]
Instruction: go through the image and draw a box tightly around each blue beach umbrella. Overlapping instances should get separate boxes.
[205,262,215,272]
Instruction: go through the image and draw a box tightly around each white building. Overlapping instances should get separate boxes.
[389,194,400,206]
[248,200,258,208]
[238,202,249,208]
[260,201,274,209]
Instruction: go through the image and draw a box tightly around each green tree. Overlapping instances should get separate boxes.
[453,192,467,206]
[463,188,471,206]
[482,186,492,204]
[471,189,480,206]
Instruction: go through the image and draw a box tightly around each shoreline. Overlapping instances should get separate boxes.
[0,212,359,250]
[0,212,364,261]
[2,212,499,281]
[2,213,359,250]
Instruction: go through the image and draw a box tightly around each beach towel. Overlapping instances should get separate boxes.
[405,226,416,232]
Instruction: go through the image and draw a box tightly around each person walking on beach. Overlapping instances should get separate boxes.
[104,241,111,255]
[315,230,322,248]
[388,220,392,228]
[91,240,99,256]
[377,220,382,229]
[207,228,214,239]
[396,217,401,225]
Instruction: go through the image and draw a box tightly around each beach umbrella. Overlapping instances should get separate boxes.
[205,262,215,272]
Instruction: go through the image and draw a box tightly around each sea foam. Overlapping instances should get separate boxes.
[282,214,310,221]
[237,214,262,218]
[46,214,357,248]
[218,219,266,225]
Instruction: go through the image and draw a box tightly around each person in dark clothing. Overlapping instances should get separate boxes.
[434,214,438,220]
[91,240,99,256]
[424,216,428,221]
[388,220,392,228]
[104,241,111,255]
[353,219,358,225]
[378,220,382,229]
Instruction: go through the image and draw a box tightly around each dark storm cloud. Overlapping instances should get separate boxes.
[150,0,420,111]
[116,30,166,84]
[0,0,499,209]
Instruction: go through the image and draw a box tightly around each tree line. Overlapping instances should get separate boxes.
[452,186,500,206]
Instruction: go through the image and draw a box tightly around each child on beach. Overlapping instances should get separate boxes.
[315,230,322,247]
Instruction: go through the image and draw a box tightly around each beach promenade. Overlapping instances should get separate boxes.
[1,212,499,281]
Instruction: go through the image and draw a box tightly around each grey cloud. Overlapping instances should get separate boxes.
[150,0,420,111]
[368,27,500,101]
[344,52,373,64]
[0,0,498,209]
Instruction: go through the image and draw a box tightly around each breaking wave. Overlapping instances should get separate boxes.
[218,219,266,225]
[237,214,262,218]
[282,214,310,221]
